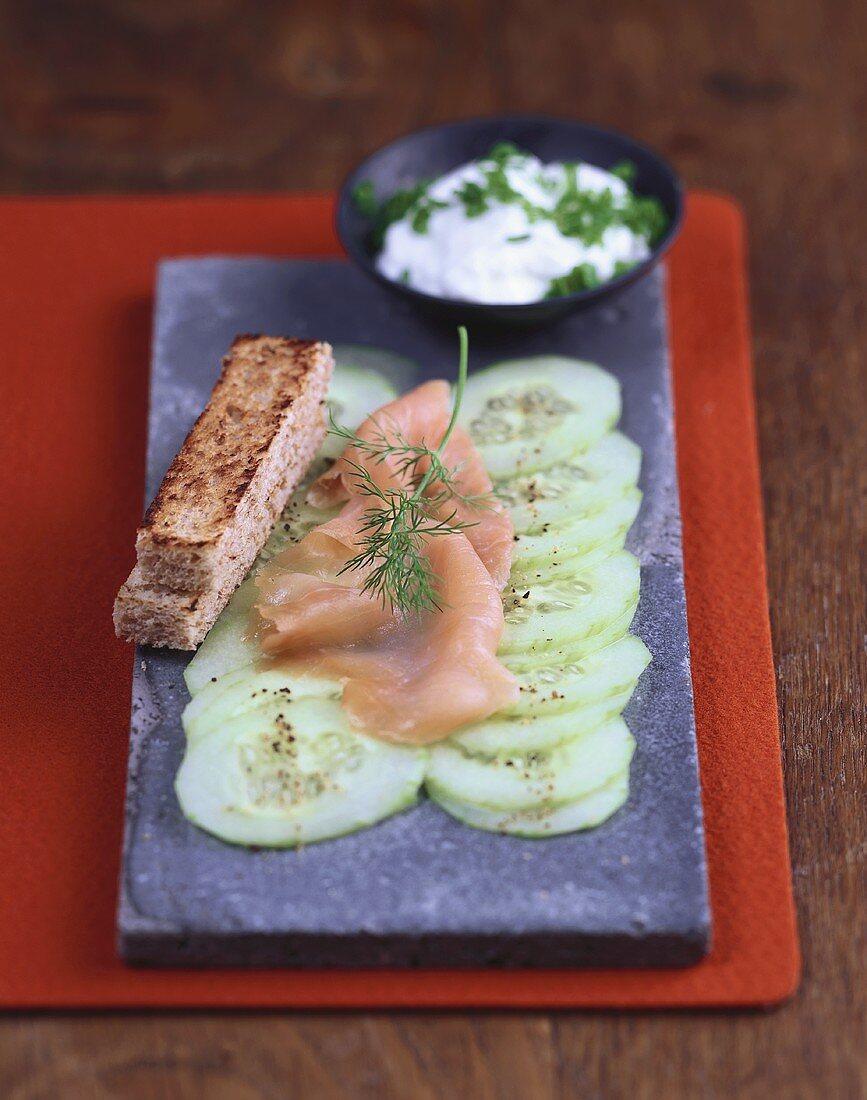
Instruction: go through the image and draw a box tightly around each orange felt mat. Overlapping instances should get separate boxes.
[0,192,799,1008]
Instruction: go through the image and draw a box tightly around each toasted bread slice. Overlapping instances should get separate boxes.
[136,335,333,592]
[114,335,333,649]
[113,566,225,650]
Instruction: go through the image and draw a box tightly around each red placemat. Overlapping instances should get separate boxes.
[0,191,799,1008]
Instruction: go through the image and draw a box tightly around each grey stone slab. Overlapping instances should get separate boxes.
[118,260,710,968]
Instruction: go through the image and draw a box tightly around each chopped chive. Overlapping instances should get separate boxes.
[487,141,523,166]
[544,263,601,299]
[455,180,489,217]
[611,159,637,183]
[351,180,377,217]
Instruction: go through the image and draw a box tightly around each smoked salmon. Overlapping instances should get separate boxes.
[308,380,513,588]
[254,381,518,744]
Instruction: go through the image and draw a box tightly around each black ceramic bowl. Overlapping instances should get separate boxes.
[336,116,683,327]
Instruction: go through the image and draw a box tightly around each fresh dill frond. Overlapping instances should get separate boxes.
[328,327,490,618]
[327,415,490,511]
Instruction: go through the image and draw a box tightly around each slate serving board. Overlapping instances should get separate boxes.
[118,259,710,968]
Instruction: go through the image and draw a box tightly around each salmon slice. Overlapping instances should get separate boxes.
[309,380,513,588]
[254,381,518,744]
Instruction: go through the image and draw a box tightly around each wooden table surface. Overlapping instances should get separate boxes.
[1,0,864,1096]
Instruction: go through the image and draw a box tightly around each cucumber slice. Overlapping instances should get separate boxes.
[507,545,618,593]
[512,604,640,673]
[183,665,342,743]
[175,695,427,847]
[499,551,640,658]
[183,663,257,733]
[431,770,629,837]
[461,358,621,478]
[451,634,651,755]
[450,686,635,755]
[320,358,399,459]
[332,343,419,393]
[501,633,651,719]
[256,494,341,566]
[426,716,635,812]
[184,580,258,695]
[498,432,641,535]
[511,488,642,573]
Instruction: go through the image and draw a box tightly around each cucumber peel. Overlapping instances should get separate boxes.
[429,771,630,838]
[426,717,635,812]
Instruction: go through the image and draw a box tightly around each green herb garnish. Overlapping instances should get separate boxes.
[620,193,669,244]
[554,185,618,246]
[506,233,531,243]
[455,180,489,217]
[544,263,601,298]
[369,180,429,247]
[399,268,411,284]
[613,259,636,277]
[410,197,448,235]
[487,141,523,166]
[351,180,378,217]
[481,162,522,204]
[480,160,549,224]
[353,144,668,261]
[328,327,490,618]
[353,179,443,248]
[611,160,637,183]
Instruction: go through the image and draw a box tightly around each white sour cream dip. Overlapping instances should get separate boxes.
[375,148,654,304]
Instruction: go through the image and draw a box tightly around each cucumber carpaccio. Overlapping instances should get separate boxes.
[178,349,647,845]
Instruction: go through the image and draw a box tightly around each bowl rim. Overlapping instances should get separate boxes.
[335,113,685,314]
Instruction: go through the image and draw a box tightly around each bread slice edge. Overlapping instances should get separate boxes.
[113,567,226,651]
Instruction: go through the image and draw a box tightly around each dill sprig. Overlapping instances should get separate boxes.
[328,326,487,618]
[327,418,489,509]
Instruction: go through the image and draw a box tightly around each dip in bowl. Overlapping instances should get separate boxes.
[336,117,683,326]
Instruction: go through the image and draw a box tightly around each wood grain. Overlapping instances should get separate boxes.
[1,0,864,1096]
